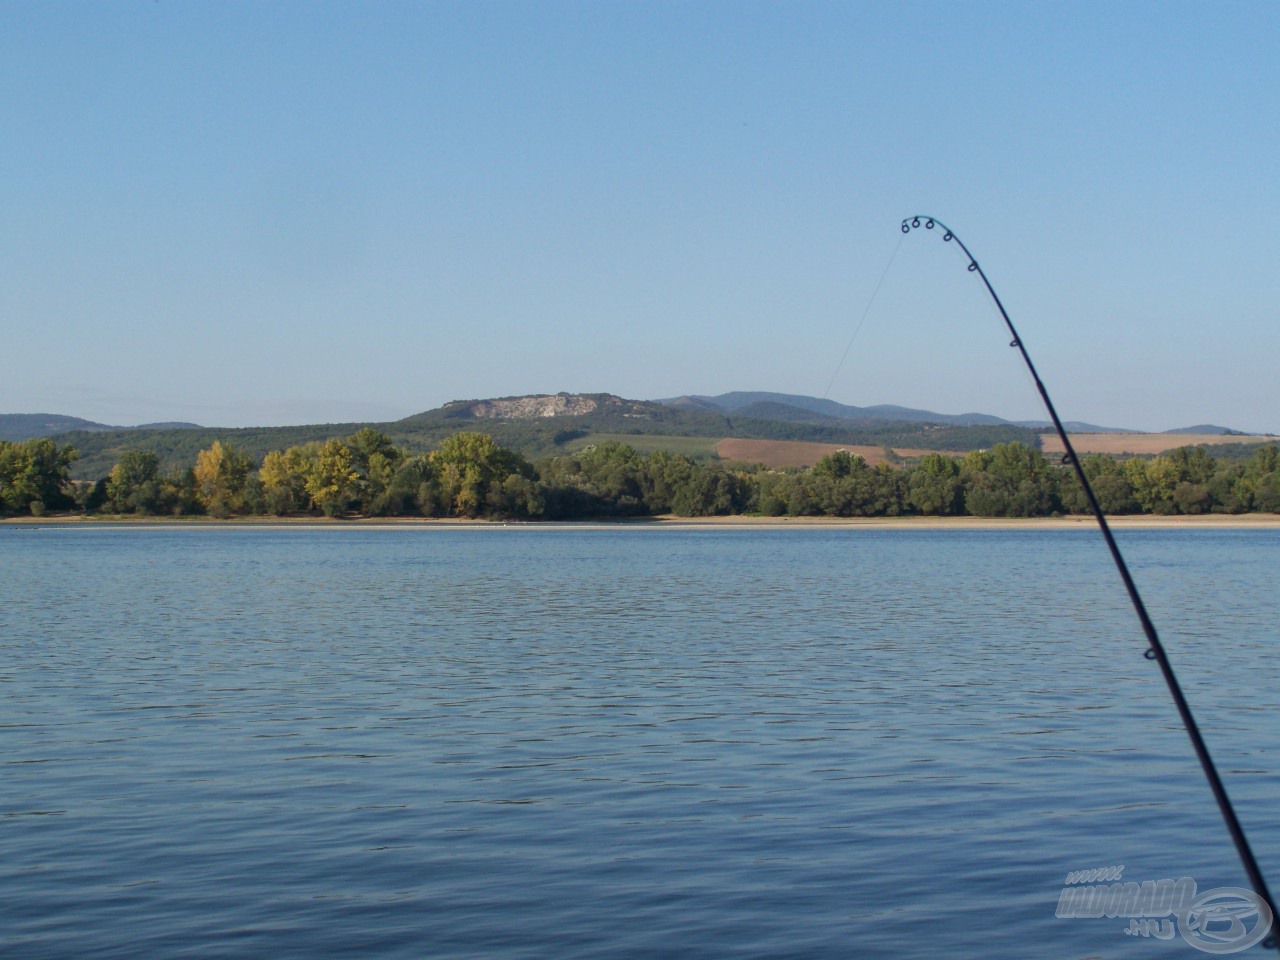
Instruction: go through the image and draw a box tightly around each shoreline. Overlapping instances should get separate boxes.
[4,513,1279,530]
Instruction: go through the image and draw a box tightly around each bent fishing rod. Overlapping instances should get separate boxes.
[901,216,1278,949]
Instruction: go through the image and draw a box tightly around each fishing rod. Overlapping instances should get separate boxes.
[901,215,1278,952]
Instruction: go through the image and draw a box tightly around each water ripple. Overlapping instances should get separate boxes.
[2,527,1277,958]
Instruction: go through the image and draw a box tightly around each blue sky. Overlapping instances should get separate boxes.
[3,1,1277,431]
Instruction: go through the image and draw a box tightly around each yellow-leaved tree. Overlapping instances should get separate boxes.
[193,441,251,517]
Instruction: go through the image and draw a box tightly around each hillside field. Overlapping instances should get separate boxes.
[1041,432,1278,455]
[715,438,962,469]
[560,433,719,459]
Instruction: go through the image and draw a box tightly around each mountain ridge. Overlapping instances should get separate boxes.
[0,413,203,443]
[659,391,1136,433]
[2,392,1264,443]
[19,392,1040,480]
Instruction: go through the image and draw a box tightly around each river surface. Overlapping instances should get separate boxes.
[2,526,1278,958]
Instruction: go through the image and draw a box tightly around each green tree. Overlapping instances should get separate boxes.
[1207,464,1248,514]
[637,451,697,515]
[363,452,433,517]
[431,433,533,517]
[106,450,163,514]
[1254,474,1280,513]
[867,463,906,516]
[574,442,644,506]
[1060,454,1138,515]
[1125,456,1179,514]
[785,474,819,516]
[0,438,79,514]
[754,472,791,516]
[809,452,881,516]
[1246,448,1280,514]
[1245,445,1280,478]
[164,468,201,516]
[259,448,309,515]
[348,427,399,471]
[303,439,359,517]
[907,453,964,515]
[961,443,1057,517]
[812,450,861,479]
[77,477,109,513]
[1172,481,1212,514]
[1167,446,1217,486]
[490,474,546,518]
[670,464,747,516]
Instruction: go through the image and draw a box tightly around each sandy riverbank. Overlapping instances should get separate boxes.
[651,513,1280,529]
[4,513,1279,530]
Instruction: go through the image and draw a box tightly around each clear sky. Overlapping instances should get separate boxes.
[3,1,1277,432]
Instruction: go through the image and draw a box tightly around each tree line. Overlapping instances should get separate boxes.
[3,431,1280,520]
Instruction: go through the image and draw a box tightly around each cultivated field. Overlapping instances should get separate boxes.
[714,438,959,469]
[1040,433,1277,456]
[563,433,720,459]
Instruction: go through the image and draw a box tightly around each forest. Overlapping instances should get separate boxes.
[4,430,1280,520]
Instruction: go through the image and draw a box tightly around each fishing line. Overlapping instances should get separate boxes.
[822,232,904,400]
[901,215,1278,954]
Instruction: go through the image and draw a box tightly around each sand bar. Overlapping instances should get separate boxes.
[4,513,1279,531]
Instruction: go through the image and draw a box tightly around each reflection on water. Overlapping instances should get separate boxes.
[2,527,1277,958]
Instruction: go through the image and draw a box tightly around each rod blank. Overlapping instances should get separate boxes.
[902,215,1277,953]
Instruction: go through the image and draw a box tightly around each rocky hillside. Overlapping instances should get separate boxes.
[441,393,641,419]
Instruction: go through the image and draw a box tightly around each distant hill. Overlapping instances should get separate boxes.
[730,401,845,423]
[662,391,1124,432]
[1,413,114,441]
[0,413,201,442]
[38,392,1039,479]
[1164,424,1248,435]
[18,391,1262,480]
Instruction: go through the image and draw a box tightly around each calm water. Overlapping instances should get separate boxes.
[2,525,1278,959]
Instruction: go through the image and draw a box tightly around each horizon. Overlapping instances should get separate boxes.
[4,3,1278,434]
